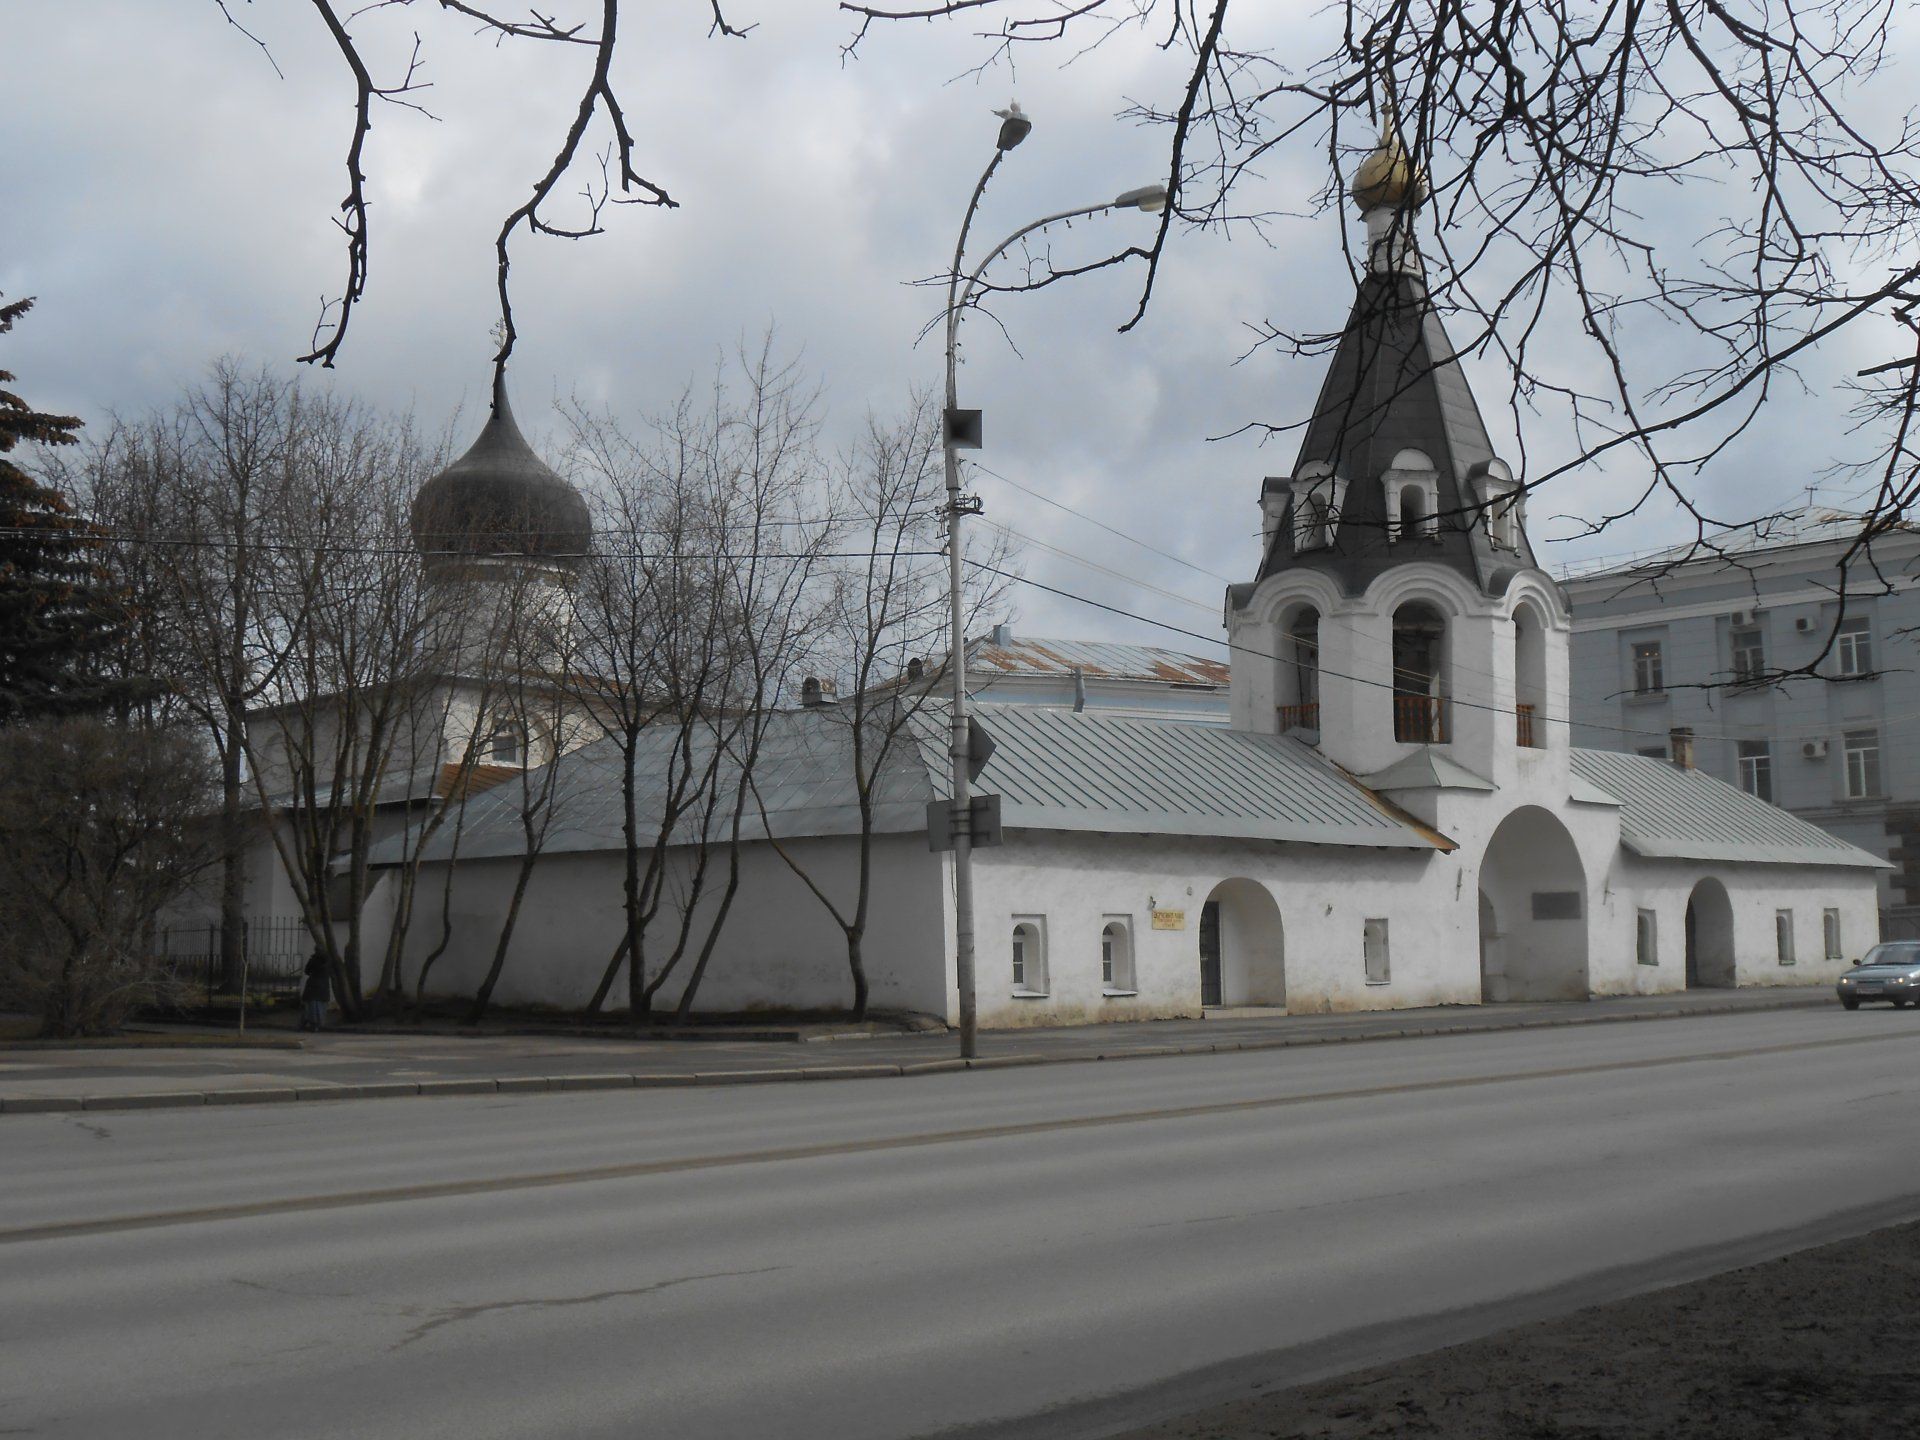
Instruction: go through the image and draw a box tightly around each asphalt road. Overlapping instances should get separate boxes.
[5,1008,1918,1440]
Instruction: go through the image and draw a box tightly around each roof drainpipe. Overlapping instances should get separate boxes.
[1668,726,1695,771]
[1071,666,1087,713]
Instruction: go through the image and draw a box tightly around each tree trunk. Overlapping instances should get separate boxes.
[468,852,537,1024]
[218,733,247,993]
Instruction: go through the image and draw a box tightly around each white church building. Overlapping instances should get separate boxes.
[353,135,1886,1024]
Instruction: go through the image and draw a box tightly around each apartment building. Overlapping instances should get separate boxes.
[1565,516,1920,929]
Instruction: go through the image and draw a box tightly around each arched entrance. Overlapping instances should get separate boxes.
[1684,878,1736,988]
[1477,807,1590,1001]
[1198,879,1286,1008]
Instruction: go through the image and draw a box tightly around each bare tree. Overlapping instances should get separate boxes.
[837,1,1920,650]
[0,717,224,1036]
[239,404,446,1018]
[83,364,317,994]
[753,395,1009,1018]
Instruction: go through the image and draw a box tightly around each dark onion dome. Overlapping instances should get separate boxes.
[411,376,591,569]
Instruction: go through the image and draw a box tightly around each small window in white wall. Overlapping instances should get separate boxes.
[1363,918,1391,985]
[1011,917,1048,995]
[1636,909,1659,966]
[1101,917,1136,994]
[1775,909,1796,967]
[1823,908,1842,961]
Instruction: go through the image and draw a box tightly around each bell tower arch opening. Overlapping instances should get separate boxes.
[1513,599,1548,748]
[1278,604,1321,732]
[1391,600,1449,743]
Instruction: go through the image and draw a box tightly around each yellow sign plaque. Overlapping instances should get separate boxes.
[1150,909,1186,931]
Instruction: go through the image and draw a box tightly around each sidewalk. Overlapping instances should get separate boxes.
[0,988,1836,1115]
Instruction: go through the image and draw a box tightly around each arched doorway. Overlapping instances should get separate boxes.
[1478,806,1589,1001]
[1684,878,1736,988]
[1198,878,1286,1008]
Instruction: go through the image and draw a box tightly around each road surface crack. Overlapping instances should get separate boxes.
[390,1265,785,1351]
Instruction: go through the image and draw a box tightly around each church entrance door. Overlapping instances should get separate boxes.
[1197,880,1286,1008]
[1684,878,1736,988]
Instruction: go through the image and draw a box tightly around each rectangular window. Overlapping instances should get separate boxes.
[1631,641,1664,696]
[1636,909,1659,966]
[1836,617,1873,676]
[1823,908,1843,961]
[1730,627,1766,684]
[1363,918,1391,985]
[1736,740,1773,802]
[1844,729,1881,799]
[1776,909,1796,967]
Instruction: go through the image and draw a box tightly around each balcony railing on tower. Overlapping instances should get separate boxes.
[1394,693,1449,744]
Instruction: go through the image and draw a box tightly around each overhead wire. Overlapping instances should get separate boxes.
[963,557,1920,748]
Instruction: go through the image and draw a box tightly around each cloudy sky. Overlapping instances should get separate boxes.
[7,3,1911,654]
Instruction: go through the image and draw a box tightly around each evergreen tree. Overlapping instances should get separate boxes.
[0,297,134,723]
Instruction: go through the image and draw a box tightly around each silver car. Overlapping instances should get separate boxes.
[1836,941,1920,1009]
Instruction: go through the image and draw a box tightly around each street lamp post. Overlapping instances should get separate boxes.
[939,108,1167,1059]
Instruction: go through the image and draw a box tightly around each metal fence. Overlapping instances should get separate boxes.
[157,917,313,1005]
[1885,908,1920,943]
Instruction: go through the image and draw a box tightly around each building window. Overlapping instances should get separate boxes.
[1636,909,1659,966]
[1736,740,1773,802]
[1730,626,1766,685]
[1363,918,1391,985]
[1631,641,1664,696]
[484,718,526,765]
[1011,917,1047,994]
[1101,917,1135,993]
[1776,909,1796,966]
[1843,729,1881,799]
[1823,908,1843,961]
[1836,617,1873,677]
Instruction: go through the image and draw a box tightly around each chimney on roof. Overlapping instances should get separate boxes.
[801,676,836,708]
[1668,726,1695,771]
[990,622,1013,647]
[1071,666,1087,713]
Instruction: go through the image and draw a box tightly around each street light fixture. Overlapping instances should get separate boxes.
[938,107,1167,1059]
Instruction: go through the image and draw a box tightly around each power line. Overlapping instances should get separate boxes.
[970,461,1237,584]
[966,557,1918,747]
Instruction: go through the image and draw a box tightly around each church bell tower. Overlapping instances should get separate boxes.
[1225,128,1570,790]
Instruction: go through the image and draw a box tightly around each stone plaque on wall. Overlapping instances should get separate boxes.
[1531,891,1583,921]
[1151,909,1186,930]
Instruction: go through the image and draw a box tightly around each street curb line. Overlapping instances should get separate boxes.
[0,993,1837,1116]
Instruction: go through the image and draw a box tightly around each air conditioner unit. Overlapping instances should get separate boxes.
[1728,609,1759,627]
[1802,739,1829,760]
[1794,615,1817,633]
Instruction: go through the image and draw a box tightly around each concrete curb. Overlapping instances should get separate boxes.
[0,993,1835,1116]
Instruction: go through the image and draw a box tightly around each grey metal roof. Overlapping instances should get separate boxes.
[1569,749,1890,869]
[1361,749,1494,793]
[956,704,1438,848]
[971,633,1230,688]
[1256,272,1536,597]
[371,702,1444,865]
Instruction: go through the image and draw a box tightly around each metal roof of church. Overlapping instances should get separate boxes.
[1569,748,1890,869]
[373,702,1443,864]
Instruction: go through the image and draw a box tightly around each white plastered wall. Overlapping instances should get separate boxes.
[967,830,1468,1026]
[373,832,952,1018]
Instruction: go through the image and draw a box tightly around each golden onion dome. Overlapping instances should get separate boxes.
[1351,130,1428,213]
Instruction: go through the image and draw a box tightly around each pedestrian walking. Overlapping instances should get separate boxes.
[301,949,331,1033]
